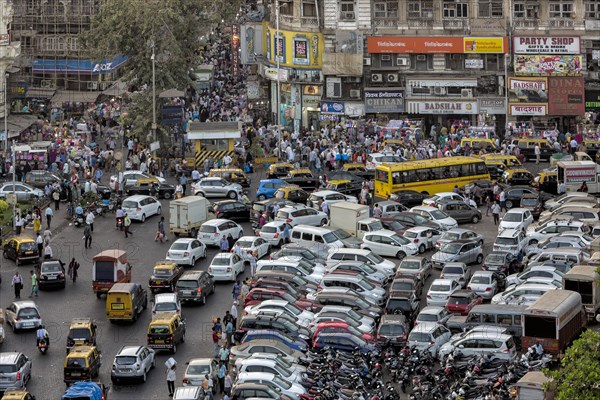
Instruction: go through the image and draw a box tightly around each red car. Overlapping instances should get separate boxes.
[445,290,483,316]
[312,321,374,343]
[244,288,313,310]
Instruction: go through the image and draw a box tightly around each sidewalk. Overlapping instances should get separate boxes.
[2,199,73,242]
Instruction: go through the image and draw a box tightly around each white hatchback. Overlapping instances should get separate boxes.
[361,230,418,259]
[208,253,245,281]
[259,221,292,247]
[166,238,207,266]
[499,208,533,232]
[422,192,465,207]
[197,219,244,247]
[426,279,461,307]
[152,293,181,316]
[276,205,328,227]
[408,324,452,358]
[121,195,161,222]
[235,236,271,260]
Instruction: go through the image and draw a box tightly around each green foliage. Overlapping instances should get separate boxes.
[0,199,9,212]
[544,329,600,399]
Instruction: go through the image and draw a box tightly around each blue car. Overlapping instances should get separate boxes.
[312,332,379,354]
[256,179,288,200]
[62,382,108,400]
[240,329,309,352]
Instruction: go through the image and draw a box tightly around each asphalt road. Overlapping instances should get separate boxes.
[0,160,549,399]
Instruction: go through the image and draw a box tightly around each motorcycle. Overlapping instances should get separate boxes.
[37,337,49,354]
[73,213,85,227]
[116,216,124,231]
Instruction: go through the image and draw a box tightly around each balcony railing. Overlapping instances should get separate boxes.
[548,19,574,28]
[278,14,295,25]
[513,19,539,28]
[443,19,469,30]
[407,19,434,28]
[301,16,319,27]
[373,18,399,28]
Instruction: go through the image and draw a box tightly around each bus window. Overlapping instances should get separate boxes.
[392,172,401,185]
[476,163,488,175]
[376,169,389,182]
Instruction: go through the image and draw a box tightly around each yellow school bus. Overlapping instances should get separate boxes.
[374,156,490,198]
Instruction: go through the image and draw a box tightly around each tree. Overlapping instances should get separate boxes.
[544,329,600,399]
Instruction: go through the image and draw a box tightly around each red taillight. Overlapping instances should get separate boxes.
[136,207,141,211]
[467,286,472,290]
[16,372,21,381]
[286,218,292,222]
[435,242,440,247]
[274,233,279,238]
[482,265,488,270]
[257,232,261,236]
[502,348,510,353]
[414,239,419,243]
[184,252,189,257]
[485,288,492,291]
[430,341,435,345]
[59,273,64,278]
[216,211,221,215]
[214,233,219,236]
[197,288,202,293]
[227,267,232,272]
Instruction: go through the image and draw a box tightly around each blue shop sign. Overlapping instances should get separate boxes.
[320,101,344,114]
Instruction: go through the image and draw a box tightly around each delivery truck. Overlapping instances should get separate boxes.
[557,160,600,194]
[511,371,555,400]
[169,196,212,238]
[562,265,600,322]
[328,201,385,239]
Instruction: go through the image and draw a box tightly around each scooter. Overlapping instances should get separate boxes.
[116,216,124,231]
[37,338,49,354]
[73,213,85,227]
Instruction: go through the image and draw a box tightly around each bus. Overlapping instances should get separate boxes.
[374,156,490,198]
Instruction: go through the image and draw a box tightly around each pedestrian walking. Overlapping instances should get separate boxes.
[45,206,53,229]
[227,234,235,250]
[218,361,226,394]
[224,370,233,396]
[219,344,230,363]
[33,215,41,236]
[179,174,188,196]
[230,302,238,327]
[53,190,60,210]
[11,270,23,298]
[15,214,23,235]
[156,216,167,242]
[485,194,492,217]
[492,202,501,225]
[124,213,132,238]
[29,270,39,298]
[499,190,507,212]
[534,144,541,164]
[36,233,43,257]
[84,224,92,249]
[212,328,220,359]
[249,252,257,276]
[166,362,176,397]
[86,210,95,232]
[44,244,53,259]
[219,235,229,252]
[232,280,241,301]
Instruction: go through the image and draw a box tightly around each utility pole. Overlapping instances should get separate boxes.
[11,139,15,227]
[151,41,157,144]
[3,73,7,156]
[275,0,282,161]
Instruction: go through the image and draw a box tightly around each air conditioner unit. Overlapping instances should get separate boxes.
[342,12,355,20]
[416,55,427,61]
[397,58,409,66]
[433,86,446,95]
[350,89,361,98]
[371,73,383,82]
[387,74,399,83]
[461,89,472,98]
[363,57,371,66]
[40,80,52,88]
[87,81,98,90]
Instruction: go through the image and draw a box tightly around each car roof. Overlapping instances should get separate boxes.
[449,290,474,297]
[460,332,512,341]
[117,346,143,356]
[505,208,530,213]
[380,315,407,324]
[497,229,522,237]
[410,324,439,333]
[12,300,38,309]
[310,190,342,196]
[419,306,445,314]
[188,358,213,365]
[172,238,195,244]
[263,221,288,227]
[411,206,438,212]
[123,194,153,201]
[215,200,242,205]
[202,218,236,226]
[154,293,178,301]
[402,256,425,262]
[0,352,21,363]
[405,226,434,232]
[472,270,495,277]
[431,192,458,197]
[444,228,473,234]
[238,236,260,241]
[431,279,456,285]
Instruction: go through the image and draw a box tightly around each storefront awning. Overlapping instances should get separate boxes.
[25,88,56,99]
[0,114,39,139]
[32,55,128,75]
[51,90,100,104]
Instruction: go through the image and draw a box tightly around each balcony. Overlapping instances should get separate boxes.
[585,20,600,30]
[278,14,295,25]
[373,18,399,28]
[407,19,434,28]
[548,19,574,28]
[513,19,539,29]
[443,19,469,30]
[300,16,319,27]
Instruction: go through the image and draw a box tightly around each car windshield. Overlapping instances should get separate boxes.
[441,243,462,255]
[276,211,289,219]
[496,237,517,245]
[470,275,490,284]
[66,358,87,368]
[486,253,506,264]
[411,214,429,224]
[386,221,404,231]
[43,262,62,272]
[262,226,278,233]
[69,328,92,340]
[170,243,189,251]
[153,268,172,276]
[308,194,323,202]
[448,296,470,305]
[503,213,523,222]
[322,232,338,243]
[115,356,137,365]
[392,235,410,245]
[430,210,448,220]
[187,364,210,375]
[392,282,413,291]
[417,313,438,322]
[443,266,464,275]
[387,299,411,311]
[380,324,406,336]
[366,252,385,264]
[200,225,216,233]
[430,195,441,202]
[273,375,292,389]
[441,232,461,241]
[237,240,254,248]
[333,229,352,240]
[400,261,420,270]
[430,284,450,292]
[212,257,231,266]
[20,242,37,251]
[408,332,431,342]
[149,325,170,334]
[155,303,177,312]
[404,231,417,239]
[122,201,138,209]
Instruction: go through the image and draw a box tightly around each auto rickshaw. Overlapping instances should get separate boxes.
[1,389,36,400]
[92,250,132,299]
[267,163,293,179]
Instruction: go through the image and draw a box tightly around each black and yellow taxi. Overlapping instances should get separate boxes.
[273,185,309,204]
[500,168,535,186]
[479,154,522,168]
[460,138,497,153]
[63,345,101,385]
[532,170,558,195]
[282,169,317,191]
[484,160,507,181]
[325,179,362,196]
[124,177,176,200]
[148,261,184,294]
[66,318,98,354]
[2,237,39,266]
[342,163,374,179]
[583,139,600,159]
[267,163,293,179]
[147,312,186,354]
[514,137,553,161]
[0,389,36,400]
[209,168,251,187]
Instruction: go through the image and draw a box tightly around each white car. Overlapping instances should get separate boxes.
[410,206,458,231]
[505,266,565,288]
[109,170,166,190]
[256,257,325,284]
[524,236,587,257]
[237,358,305,384]
[326,248,396,277]
[235,372,306,397]
[525,218,588,245]
[365,152,404,170]
[493,229,528,256]
[504,278,562,292]
[234,353,307,376]
[499,208,533,232]
[276,205,329,227]
[121,195,161,222]
[309,311,374,334]
[244,300,315,327]
[197,219,244,247]
[544,192,596,210]
[318,305,376,328]
[308,190,358,210]
[422,192,465,207]
[361,230,418,259]
[259,221,292,247]
[152,293,181,316]
[403,227,442,254]
[166,238,207,266]
[414,306,452,329]
[192,177,243,199]
[491,283,558,305]
[408,324,452,358]
[438,332,517,362]
[426,279,461,307]
[208,253,245,281]
[467,271,500,299]
[235,236,271,260]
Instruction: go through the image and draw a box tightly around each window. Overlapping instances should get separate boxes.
[549,0,573,18]
[413,54,433,70]
[446,54,464,70]
[380,54,393,67]
[443,0,468,18]
[514,0,539,18]
[407,0,434,18]
[486,54,502,71]
[340,0,355,19]
[302,0,317,17]
[374,0,399,18]
[586,0,600,19]
[279,0,293,15]
[478,0,503,17]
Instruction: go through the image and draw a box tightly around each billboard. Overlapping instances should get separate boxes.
[548,77,585,116]
[585,90,600,111]
[367,36,507,54]
[508,77,548,103]
[565,167,596,183]
[265,26,323,68]
[513,36,581,54]
[364,89,404,113]
[514,55,583,76]
[240,24,264,64]
[407,100,479,115]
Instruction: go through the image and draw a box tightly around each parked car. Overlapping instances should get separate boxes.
[309,311,374,335]
[505,266,565,288]
[361,231,418,259]
[327,262,388,286]
[393,212,442,230]
[437,200,482,224]
[482,251,514,275]
[435,228,484,250]
[396,256,432,281]
[445,290,483,316]
[197,219,243,247]
[376,201,408,217]
[282,169,317,191]
[407,324,452,358]
[110,170,166,190]
[166,238,207,266]
[499,208,534,232]
[390,275,424,297]
[245,300,315,327]
[426,279,461,307]
[384,291,420,324]
[236,357,305,384]
[208,253,245,281]
[256,179,288,200]
[312,321,374,342]
[182,358,218,389]
[312,333,378,354]
[0,182,45,201]
[414,306,452,329]
[276,205,329,227]
[307,190,358,210]
[388,190,425,207]
[467,271,504,299]
[259,221,293,247]
[111,345,155,383]
[376,315,409,347]
[239,329,309,352]
[229,340,304,364]
[192,177,243,199]
[403,227,443,254]
[422,192,465,207]
[213,200,251,221]
[124,179,175,199]
[440,262,472,288]
[24,170,62,188]
[410,206,458,230]
[272,243,328,265]
[503,186,553,209]
[431,240,484,269]
[438,332,517,362]
[121,195,161,222]
[235,236,271,260]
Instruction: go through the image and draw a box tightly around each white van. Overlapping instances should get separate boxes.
[290,225,361,250]
[152,293,181,316]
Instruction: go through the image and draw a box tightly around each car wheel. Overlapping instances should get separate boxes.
[202,248,207,258]
[478,240,484,247]
[471,215,480,223]
[228,191,237,199]
[181,332,185,343]
[2,251,7,259]
[476,254,484,264]
[111,377,118,384]
[529,239,538,245]
[163,192,172,200]
[157,207,161,215]
[320,218,328,226]
[172,343,177,354]
[396,251,406,260]
[195,191,205,197]
[189,228,197,238]
[142,371,147,383]
[419,244,426,254]
[257,194,266,200]
[191,257,196,266]
[141,214,146,222]
[505,200,513,209]
[201,294,206,305]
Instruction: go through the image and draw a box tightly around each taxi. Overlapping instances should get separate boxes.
[0,389,36,400]
[342,163,373,179]
[514,137,553,161]
[460,138,497,153]
[282,169,317,191]
[325,179,362,196]
[209,168,251,187]
[267,163,293,179]
[273,185,309,203]
[583,139,600,159]
[124,177,175,200]
[533,170,558,195]
[484,160,507,181]
[479,154,522,168]
[148,261,184,294]
[147,312,186,354]
[66,318,98,354]
[63,346,102,384]
[500,168,535,186]
[2,237,39,265]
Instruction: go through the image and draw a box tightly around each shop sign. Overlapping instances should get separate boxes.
[514,55,583,76]
[367,36,507,54]
[264,67,288,82]
[565,167,596,183]
[232,25,240,77]
[410,101,478,115]
[478,98,506,114]
[463,37,506,53]
[407,79,477,88]
[465,59,483,69]
[509,104,547,116]
[0,34,10,46]
[513,36,581,54]
[302,95,321,108]
[585,90,600,111]
[548,77,584,116]
[320,101,345,114]
[364,89,404,113]
[265,27,323,68]
[509,77,548,103]
[240,24,264,65]
[303,85,320,95]
[9,82,28,99]
[470,19,505,33]
[322,53,363,76]
[345,102,365,117]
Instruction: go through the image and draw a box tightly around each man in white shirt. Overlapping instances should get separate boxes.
[86,211,95,232]
[90,180,98,194]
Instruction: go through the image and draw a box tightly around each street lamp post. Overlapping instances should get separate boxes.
[11,139,16,228]
[151,41,157,144]
[4,73,7,156]
[275,0,282,161]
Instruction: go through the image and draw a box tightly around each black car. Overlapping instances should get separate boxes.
[250,199,295,222]
[504,186,554,209]
[389,190,425,207]
[392,212,441,230]
[148,262,184,293]
[282,170,317,191]
[96,184,113,200]
[377,315,409,347]
[325,181,362,197]
[214,200,251,221]
[124,182,176,199]
[460,180,508,205]
[39,259,66,290]
[384,291,419,326]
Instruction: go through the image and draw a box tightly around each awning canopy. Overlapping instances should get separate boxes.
[52,90,99,104]
[25,88,56,99]
[0,114,39,139]
[32,54,128,75]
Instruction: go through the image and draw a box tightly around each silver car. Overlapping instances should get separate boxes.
[192,177,243,199]
[4,301,42,332]
[183,358,218,390]
[431,240,484,269]
[111,345,156,383]
[0,183,44,202]
[0,352,32,391]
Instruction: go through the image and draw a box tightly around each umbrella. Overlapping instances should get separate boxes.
[159,89,185,98]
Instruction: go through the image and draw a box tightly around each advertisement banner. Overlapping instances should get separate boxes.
[345,102,365,117]
[367,36,507,54]
[408,101,478,115]
[364,89,405,113]
[565,167,596,183]
[514,55,583,76]
[263,67,288,82]
[322,53,363,76]
[320,101,345,114]
[232,25,240,77]
[478,98,506,114]
[265,27,324,68]
[509,104,547,116]
[335,31,364,54]
[240,24,264,64]
[302,95,321,108]
[470,19,506,33]
[585,90,600,111]
[513,36,581,54]
[548,77,585,116]
[508,77,548,103]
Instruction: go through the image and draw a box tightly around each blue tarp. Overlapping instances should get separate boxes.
[32,54,128,75]
[61,382,103,400]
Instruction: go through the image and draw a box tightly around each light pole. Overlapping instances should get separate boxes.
[3,73,7,156]
[151,41,157,144]
[11,139,16,228]
[275,0,282,161]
